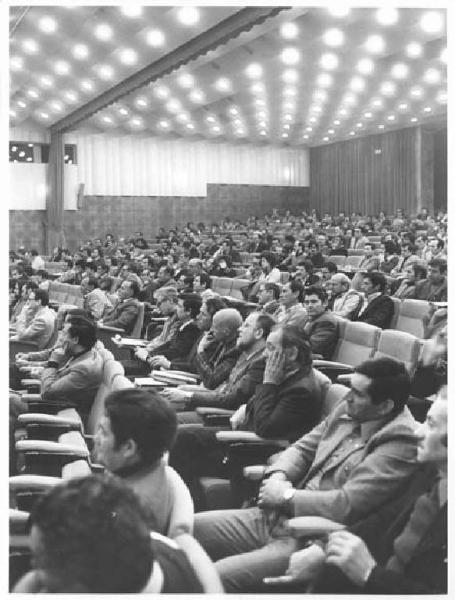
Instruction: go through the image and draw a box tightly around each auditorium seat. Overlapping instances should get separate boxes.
[395,299,433,338]
[229,278,250,300]
[347,249,366,256]
[345,255,364,270]
[372,329,422,375]
[389,296,402,330]
[325,255,347,268]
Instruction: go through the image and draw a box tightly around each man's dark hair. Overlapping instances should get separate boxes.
[263,282,281,300]
[65,259,74,269]
[363,271,387,293]
[34,288,49,306]
[68,318,97,349]
[75,259,86,270]
[404,243,418,255]
[196,272,211,289]
[182,294,202,319]
[205,296,227,316]
[288,278,305,302]
[84,276,99,289]
[298,258,315,274]
[99,277,113,292]
[126,280,141,299]
[26,280,39,292]
[429,258,447,275]
[31,249,38,257]
[105,389,177,464]
[64,308,92,322]
[355,357,410,416]
[304,285,328,303]
[279,325,312,370]
[325,261,338,274]
[254,313,276,339]
[412,263,427,280]
[261,251,277,268]
[159,265,175,278]
[30,474,154,592]
[36,269,48,279]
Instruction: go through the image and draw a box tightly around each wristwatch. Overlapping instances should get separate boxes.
[282,487,296,513]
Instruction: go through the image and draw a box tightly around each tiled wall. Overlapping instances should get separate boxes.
[10,184,310,252]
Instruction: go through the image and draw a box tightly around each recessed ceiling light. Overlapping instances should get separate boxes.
[317,73,333,87]
[120,48,138,65]
[120,6,142,17]
[313,89,328,102]
[26,157,33,162]
[73,43,89,60]
[406,42,423,58]
[338,108,348,116]
[135,97,148,107]
[146,29,165,47]
[280,22,299,39]
[19,151,25,157]
[65,90,79,103]
[153,85,169,99]
[17,100,27,108]
[376,8,399,25]
[80,79,94,92]
[178,73,195,88]
[350,76,365,92]
[323,28,344,47]
[102,116,112,124]
[27,89,40,99]
[189,89,205,103]
[365,34,385,54]
[356,122,363,128]
[177,7,200,26]
[311,105,323,113]
[357,57,374,75]
[323,136,329,141]
[320,53,339,70]
[411,117,418,122]
[22,39,39,54]
[233,119,242,126]
[257,111,267,119]
[282,133,289,138]
[364,112,373,118]
[206,115,216,123]
[283,86,297,97]
[258,121,267,128]
[283,101,296,111]
[371,98,383,108]
[39,16,57,34]
[328,129,335,134]
[387,114,396,121]
[254,98,266,106]
[229,107,239,116]
[436,91,447,104]
[51,100,64,112]
[309,116,317,123]
[398,103,408,110]
[10,109,16,117]
[54,60,70,75]
[303,134,309,139]
[440,48,447,63]
[420,11,444,34]
[98,65,114,80]
[282,68,299,84]
[186,123,195,130]
[283,114,293,121]
[380,81,396,96]
[215,77,231,92]
[260,131,267,136]
[94,23,113,41]
[306,126,313,131]
[281,47,300,65]
[349,131,356,135]
[212,126,221,133]
[410,86,424,98]
[166,99,182,113]
[39,75,54,88]
[343,93,357,106]
[423,106,432,112]
[333,120,340,125]
[378,124,385,129]
[327,7,350,17]
[130,118,143,127]
[391,63,409,79]
[245,62,263,79]
[283,123,291,130]
[118,107,129,116]
[423,68,441,85]
[10,56,24,71]
[159,119,170,128]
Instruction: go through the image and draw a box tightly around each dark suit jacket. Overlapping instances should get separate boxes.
[356,294,394,329]
[243,367,325,442]
[103,298,140,334]
[150,320,200,361]
[303,311,339,360]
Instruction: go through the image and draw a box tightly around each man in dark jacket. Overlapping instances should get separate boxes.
[302,286,339,359]
[356,271,394,329]
[101,279,141,335]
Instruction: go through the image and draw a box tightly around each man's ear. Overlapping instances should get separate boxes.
[381,398,394,416]
[122,438,138,459]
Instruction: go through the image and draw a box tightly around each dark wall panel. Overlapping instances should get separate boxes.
[433,129,447,211]
[10,183,309,252]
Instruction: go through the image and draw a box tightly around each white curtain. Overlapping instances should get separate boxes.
[69,131,309,196]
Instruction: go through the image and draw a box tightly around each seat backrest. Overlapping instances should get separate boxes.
[86,349,116,435]
[389,296,401,330]
[280,271,290,284]
[395,299,432,338]
[44,318,59,349]
[347,249,366,256]
[131,302,145,338]
[346,255,364,269]
[64,284,84,308]
[326,255,346,268]
[215,277,234,296]
[373,329,422,375]
[230,278,250,300]
[321,383,349,419]
[333,321,381,366]
[209,276,219,292]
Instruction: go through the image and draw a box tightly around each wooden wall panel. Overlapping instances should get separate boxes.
[10,184,309,252]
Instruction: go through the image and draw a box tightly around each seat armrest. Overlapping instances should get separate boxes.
[243,465,266,480]
[61,459,92,479]
[195,407,234,417]
[216,431,288,447]
[336,373,354,385]
[18,413,82,428]
[15,439,89,459]
[10,474,62,491]
[26,400,70,415]
[97,324,125,333]
[312,360,354,371]
[10,509,30,533]
[286,516,345,537]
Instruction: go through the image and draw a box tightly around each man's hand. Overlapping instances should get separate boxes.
[161,388,192,404]
[197,331,215,354]
[134,348,149,363]
[264,544,326,585]
[229,404,246,430]
[148,355,171,369]
[15,353,28,362]
[48,347,66,365]
[263,348,286,385]
[257,477,292,509]
[325,531,377,587]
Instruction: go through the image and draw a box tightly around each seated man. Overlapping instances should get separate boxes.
[101,279,141,335]
[257,282,282,318]
[10,289,56,350]
[93,388,193,539]
[414,258,447,302]
[356,271,394,329]
[302,286,339,359]
[80,275,112,320]
[39,317,103,424]
[143,286,180,351]
[391,262,427,299]
[329,273,364,320]
[276,385,447,594]
[194,357,418,592]
[276,279,308,330]
[13,475,206,593]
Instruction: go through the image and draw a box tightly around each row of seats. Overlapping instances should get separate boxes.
[48,282,84,308]
[210,273,290,299]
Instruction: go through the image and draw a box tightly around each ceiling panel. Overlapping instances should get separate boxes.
[10,6,447,147]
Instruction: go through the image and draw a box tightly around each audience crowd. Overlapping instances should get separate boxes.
[9,206,447,593]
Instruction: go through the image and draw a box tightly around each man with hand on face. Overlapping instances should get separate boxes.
[10,289,56,350]
[273,386,447,595]
[193,357,418,593]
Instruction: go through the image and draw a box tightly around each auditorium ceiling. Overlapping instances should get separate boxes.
[9,5,447,147]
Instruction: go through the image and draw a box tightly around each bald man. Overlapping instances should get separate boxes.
[329,274,364,320]
[194,308,243,390]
